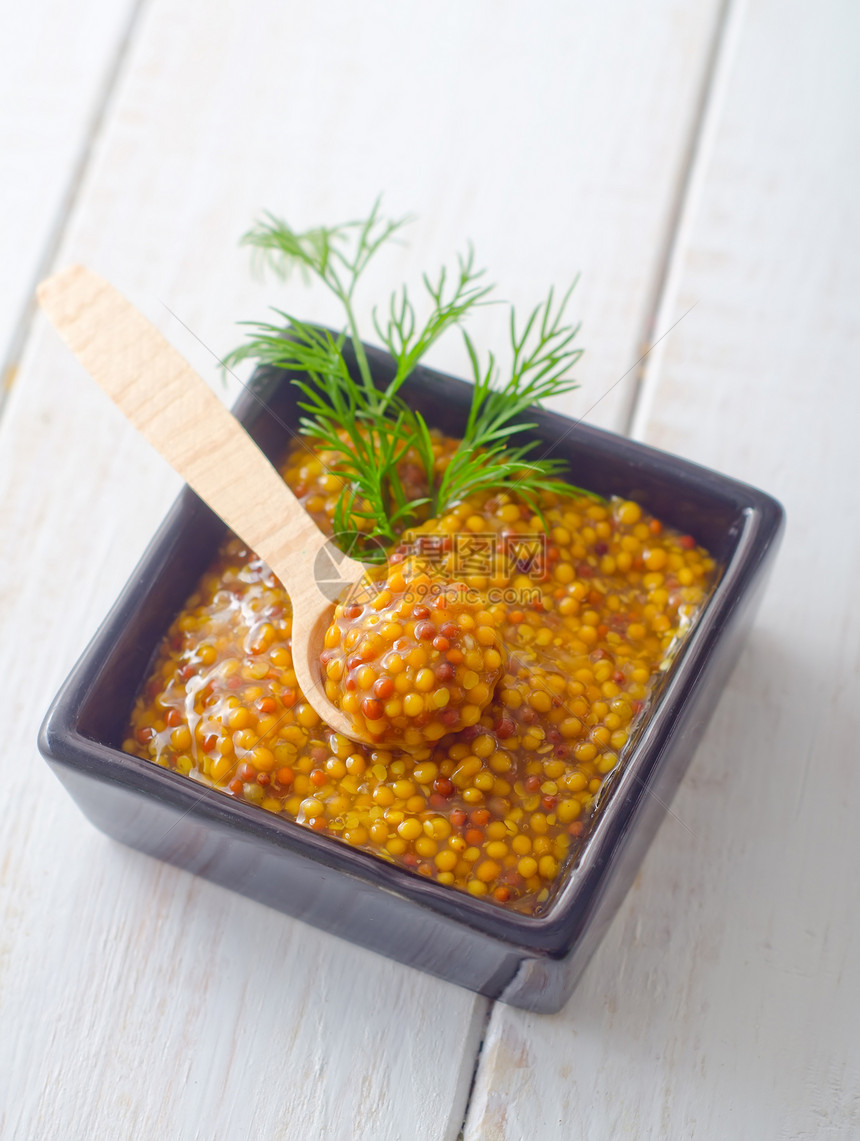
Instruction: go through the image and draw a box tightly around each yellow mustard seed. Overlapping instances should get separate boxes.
[127,436,715,918]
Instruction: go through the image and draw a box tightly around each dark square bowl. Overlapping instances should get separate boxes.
[39,346,784,1013]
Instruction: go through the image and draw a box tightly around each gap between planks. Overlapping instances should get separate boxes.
[2,7,741,1134]
[455,1001,495,1140]
[0,0,150,425]
[621,0,742,439]
[460,3,744,1134]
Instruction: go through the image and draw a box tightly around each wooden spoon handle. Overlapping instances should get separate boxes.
[37,265,352,592]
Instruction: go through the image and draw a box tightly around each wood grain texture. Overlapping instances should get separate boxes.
[0,1,725,1137]
[0,334,481,1141]
[38,265,364,737]
[466,1,860,1138]
[0,0,139,399]
[32,0,726,431]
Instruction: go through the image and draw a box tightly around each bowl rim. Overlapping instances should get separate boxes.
[39,349,785,957]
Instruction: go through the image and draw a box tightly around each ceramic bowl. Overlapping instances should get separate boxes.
[39,346,784,1012]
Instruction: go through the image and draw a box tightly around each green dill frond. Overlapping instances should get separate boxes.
[227,201,591,552]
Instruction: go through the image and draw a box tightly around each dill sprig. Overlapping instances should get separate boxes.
[437,282,585,518]
[224,200,587,555]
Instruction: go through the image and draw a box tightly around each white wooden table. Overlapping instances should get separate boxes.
[2,2,858,1137]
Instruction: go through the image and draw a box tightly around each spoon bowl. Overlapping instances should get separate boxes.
[37,264,376,744]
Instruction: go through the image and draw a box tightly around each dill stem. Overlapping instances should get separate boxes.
[342,292,376,405]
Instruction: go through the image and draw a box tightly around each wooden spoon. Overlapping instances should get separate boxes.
[38,264,374,743]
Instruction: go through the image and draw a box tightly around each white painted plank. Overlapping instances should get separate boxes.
[0,0,138,398]
[0,1,725,1138]
[466,1,860,1138]
[0,334,487,1135]
[41,0,725,431]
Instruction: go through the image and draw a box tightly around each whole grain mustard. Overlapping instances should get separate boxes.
[126,433,715,914]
